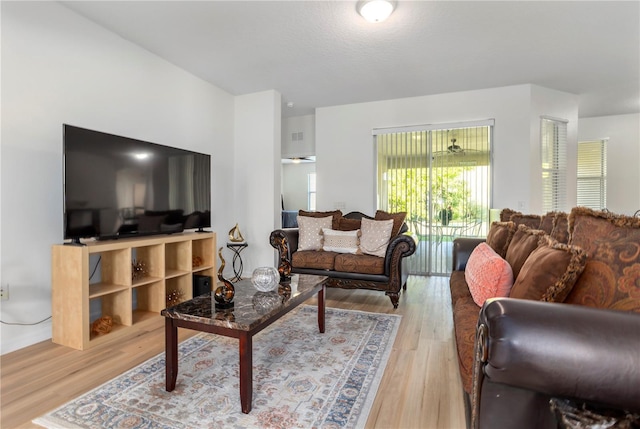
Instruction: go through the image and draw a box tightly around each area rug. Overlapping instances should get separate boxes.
[34,305,401,429]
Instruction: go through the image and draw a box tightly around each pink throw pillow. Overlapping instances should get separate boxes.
[465,242,514,307]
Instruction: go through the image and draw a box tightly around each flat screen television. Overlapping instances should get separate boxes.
[63,124,211,243]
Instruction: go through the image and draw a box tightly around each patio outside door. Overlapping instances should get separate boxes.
[375,121,493,275]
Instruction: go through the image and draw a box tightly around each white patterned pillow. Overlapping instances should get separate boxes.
[322,228,360,254]
[297,215,333,251]
[360,218,394,257]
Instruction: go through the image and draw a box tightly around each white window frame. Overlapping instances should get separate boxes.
[308,172,316,210]
[577,139,607,210]
[541,117,568,212]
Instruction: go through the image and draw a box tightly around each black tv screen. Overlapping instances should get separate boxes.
[63,124,211,242]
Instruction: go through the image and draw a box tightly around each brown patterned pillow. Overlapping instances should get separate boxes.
[298,210,343,230]
[539,212,557,234]
[374,210,407,237]
[504,225,547,281]
[509,235,587,302]
[486,221,516,258]
[551,211,570,244]
[500,208,518,222]
[565,207,640,312]
[510,213,542,229]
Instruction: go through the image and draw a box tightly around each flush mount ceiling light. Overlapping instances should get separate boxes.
[357,0,396,23]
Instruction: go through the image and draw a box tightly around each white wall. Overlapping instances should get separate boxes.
[315,84,578,215]
[282,114,315,158]
[578,113,640,215]
[0,2,235,354]
[234,90,282,273]
[530,85,580,212]
[282,162,316,210]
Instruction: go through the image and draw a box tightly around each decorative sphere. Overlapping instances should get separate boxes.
[251,267,280,292]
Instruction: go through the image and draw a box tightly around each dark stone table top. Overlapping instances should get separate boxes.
[161,274,326,331]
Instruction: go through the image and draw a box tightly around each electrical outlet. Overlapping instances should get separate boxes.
[0,284,8,300]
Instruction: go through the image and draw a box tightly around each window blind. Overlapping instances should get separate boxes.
[577,140,607,210]
[541,118,567,212]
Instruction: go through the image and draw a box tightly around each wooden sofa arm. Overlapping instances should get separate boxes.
[472,298,640,428]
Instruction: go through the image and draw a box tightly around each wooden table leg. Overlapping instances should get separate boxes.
[165,318,178,391]
[239,333,253,413]
[318,283,325,333]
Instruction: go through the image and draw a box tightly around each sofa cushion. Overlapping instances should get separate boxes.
[453,297,482,394]
[292,250,338,270]
[334,253,385,274]
[298,209,342,230]
[450,270,473,308]
[374,210,407,237]
[465,243,514,307]
[486,221,516,258]
[360,218,394,257]
[322,228,360,254]
[504,225,547,281]
[297,215,333,251]
[565,207,640,312]
[509,235,587,302]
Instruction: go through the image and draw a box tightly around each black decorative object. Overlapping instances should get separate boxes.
[214,247,235,309]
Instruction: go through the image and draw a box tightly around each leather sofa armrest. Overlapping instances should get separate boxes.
[452,237,485,271]
[475,298,640,412]
[384,233,417,276]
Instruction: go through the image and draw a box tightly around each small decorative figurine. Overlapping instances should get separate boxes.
[132,259,148,281]
[214,247,235,309]
[228,223,245,243]
[91,316,113,336]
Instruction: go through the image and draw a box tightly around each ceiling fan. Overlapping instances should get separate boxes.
[432,138,468,158]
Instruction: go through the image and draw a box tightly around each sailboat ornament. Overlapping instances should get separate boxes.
[228,223,245,243]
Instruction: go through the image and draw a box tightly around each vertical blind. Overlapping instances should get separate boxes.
[541,118,568,212]
[577,140,607,210]
[375,123,492,275]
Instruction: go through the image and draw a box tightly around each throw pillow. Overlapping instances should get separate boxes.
[298,210,342,230]
[504,225,547,281]
[509,235,587,302]
[539,211,557,235]
[565,207,640,312]
[465,243,514,307]
[337,217,362,231]
[500,208,518,222]
[297,215,333,251]
[322,228,360,254]
[359,218,394,257]
[374,210,407,237]
[551,211,570,244]
[510,213,543,229]
[485,221,516,258]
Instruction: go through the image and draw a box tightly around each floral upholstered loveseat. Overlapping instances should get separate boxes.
[270,210,416,308]
[450,207,640,428]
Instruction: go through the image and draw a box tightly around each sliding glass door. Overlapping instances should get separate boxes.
[376,122,493,275]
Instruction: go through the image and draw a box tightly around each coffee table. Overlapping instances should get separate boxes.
[161,274,327,414]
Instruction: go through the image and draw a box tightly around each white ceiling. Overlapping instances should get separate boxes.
[60,1,640,118]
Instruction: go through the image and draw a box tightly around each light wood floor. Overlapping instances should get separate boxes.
[0,275,465,429]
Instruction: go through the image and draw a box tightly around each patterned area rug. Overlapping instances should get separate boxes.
[34,306,401,429]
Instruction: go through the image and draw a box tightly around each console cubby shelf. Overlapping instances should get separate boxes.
[52,232,216,350]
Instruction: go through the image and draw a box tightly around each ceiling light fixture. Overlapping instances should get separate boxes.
[357,0,396,23]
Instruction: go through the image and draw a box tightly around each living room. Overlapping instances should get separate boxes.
[1,1,639,427]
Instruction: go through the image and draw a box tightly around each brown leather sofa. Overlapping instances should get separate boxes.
[270,211,416,308]
[451,207,640,428]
